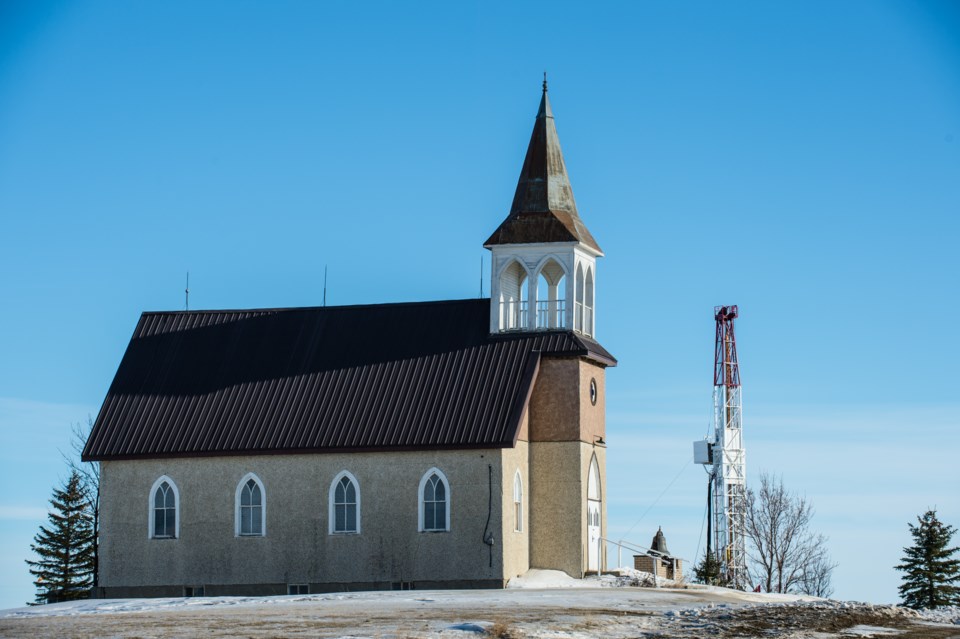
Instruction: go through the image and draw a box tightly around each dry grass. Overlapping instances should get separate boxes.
[486,619,522,639]
[2,595,955,639]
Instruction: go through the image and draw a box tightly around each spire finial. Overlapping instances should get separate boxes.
[542,71,548,93]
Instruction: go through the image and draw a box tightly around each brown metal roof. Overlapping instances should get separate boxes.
[484,83,602,254]
[82,299,615,461]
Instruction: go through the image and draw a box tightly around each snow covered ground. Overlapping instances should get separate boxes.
[1,570,957,638]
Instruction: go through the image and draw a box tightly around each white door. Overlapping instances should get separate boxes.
[587,499,601,571]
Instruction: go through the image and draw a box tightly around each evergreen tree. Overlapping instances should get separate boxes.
[895,509,960,609]
[693,551,722,586]
[25,471,95,605]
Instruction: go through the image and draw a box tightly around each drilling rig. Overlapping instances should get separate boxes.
[693,305,747,589]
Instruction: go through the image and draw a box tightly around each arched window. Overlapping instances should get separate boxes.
[588,455,601,502]
[513,471,523,532]
[584,266,595,337]
[574,263,585,333]
[235,473,265,537]
[329,471,360,534]
[534,258,567,329]
[418,468,450,532]
[499,260,529,331]
[149,476,179,539]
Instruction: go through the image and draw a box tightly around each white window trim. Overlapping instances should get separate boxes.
[588,455,601,501]
[417,467,451,532]
[513,470,523,533]
[235,472,266,537]
[328,470,361,535]
[148,475,180,539]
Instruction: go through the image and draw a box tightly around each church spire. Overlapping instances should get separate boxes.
[484,80,602,254]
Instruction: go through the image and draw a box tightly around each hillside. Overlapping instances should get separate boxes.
[2,573,958,639]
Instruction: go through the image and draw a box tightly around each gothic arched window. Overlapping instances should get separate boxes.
[513,471,523,532]
[419,468,450,532]
[499,260,529,331]
[150,476,179,539]
[236,473,265,536]
[329,471,360,534]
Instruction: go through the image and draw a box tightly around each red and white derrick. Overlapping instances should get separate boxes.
[694,305,747,589]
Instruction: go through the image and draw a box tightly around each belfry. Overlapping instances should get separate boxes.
[486,77,602,338]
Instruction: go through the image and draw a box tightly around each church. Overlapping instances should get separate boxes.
[83,82,617,597]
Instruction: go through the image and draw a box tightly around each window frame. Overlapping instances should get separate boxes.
[417,467,451,532]
[235,472,266,537]
[148,475,180,539]
[588,455,601,501]
[513,470,523,533]
[328,470,361,535]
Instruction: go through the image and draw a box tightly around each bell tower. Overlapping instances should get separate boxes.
[485,79,603,338]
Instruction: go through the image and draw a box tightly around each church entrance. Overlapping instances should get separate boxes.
[587,455,602,572]
[587,499,601,571]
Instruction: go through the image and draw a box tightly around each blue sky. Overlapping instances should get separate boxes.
[1,0,958,609]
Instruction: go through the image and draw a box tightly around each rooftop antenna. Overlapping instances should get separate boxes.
[323,265,328,307]
[185,272,190,311]
[479,255,483,298]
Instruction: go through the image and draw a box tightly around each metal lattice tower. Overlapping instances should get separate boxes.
[711,305,747,589]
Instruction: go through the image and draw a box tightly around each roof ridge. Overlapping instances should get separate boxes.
[139,298,488,316]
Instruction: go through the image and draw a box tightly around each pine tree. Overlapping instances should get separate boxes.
[895,509,960,609]
[25,471,95,605]
[693,551,722,586]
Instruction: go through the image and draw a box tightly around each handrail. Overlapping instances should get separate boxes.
[535,299,567,329]
[600,536,691,571]
[499,299,571,331]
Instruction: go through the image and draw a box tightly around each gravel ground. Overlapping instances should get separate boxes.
[1,587,958,639]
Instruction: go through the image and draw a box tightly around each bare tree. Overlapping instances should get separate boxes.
[799,551,835,598]
[61,418,100,589]
[744,472,836,595]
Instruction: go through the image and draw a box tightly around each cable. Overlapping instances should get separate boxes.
[694,486,709,566]
[621,458,692,541]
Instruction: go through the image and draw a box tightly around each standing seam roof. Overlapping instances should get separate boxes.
[83,298,615,461]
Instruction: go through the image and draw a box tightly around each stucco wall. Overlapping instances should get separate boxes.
[100,449,507,594]
[527,441,583,577]
[499,441,529,580]
[525,356,609,577]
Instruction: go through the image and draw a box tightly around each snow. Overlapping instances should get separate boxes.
[839,625,903,636]
[3,572,958,639]
[915,604,960,624]
[0,569,810,620]
[507,567,678,590]
[507,568,593,588]
[0,593,377,618]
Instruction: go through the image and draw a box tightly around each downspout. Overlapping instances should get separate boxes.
[482,465,494,568]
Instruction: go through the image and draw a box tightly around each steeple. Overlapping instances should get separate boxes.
[484,80,602,254]
[485,81,603,337]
